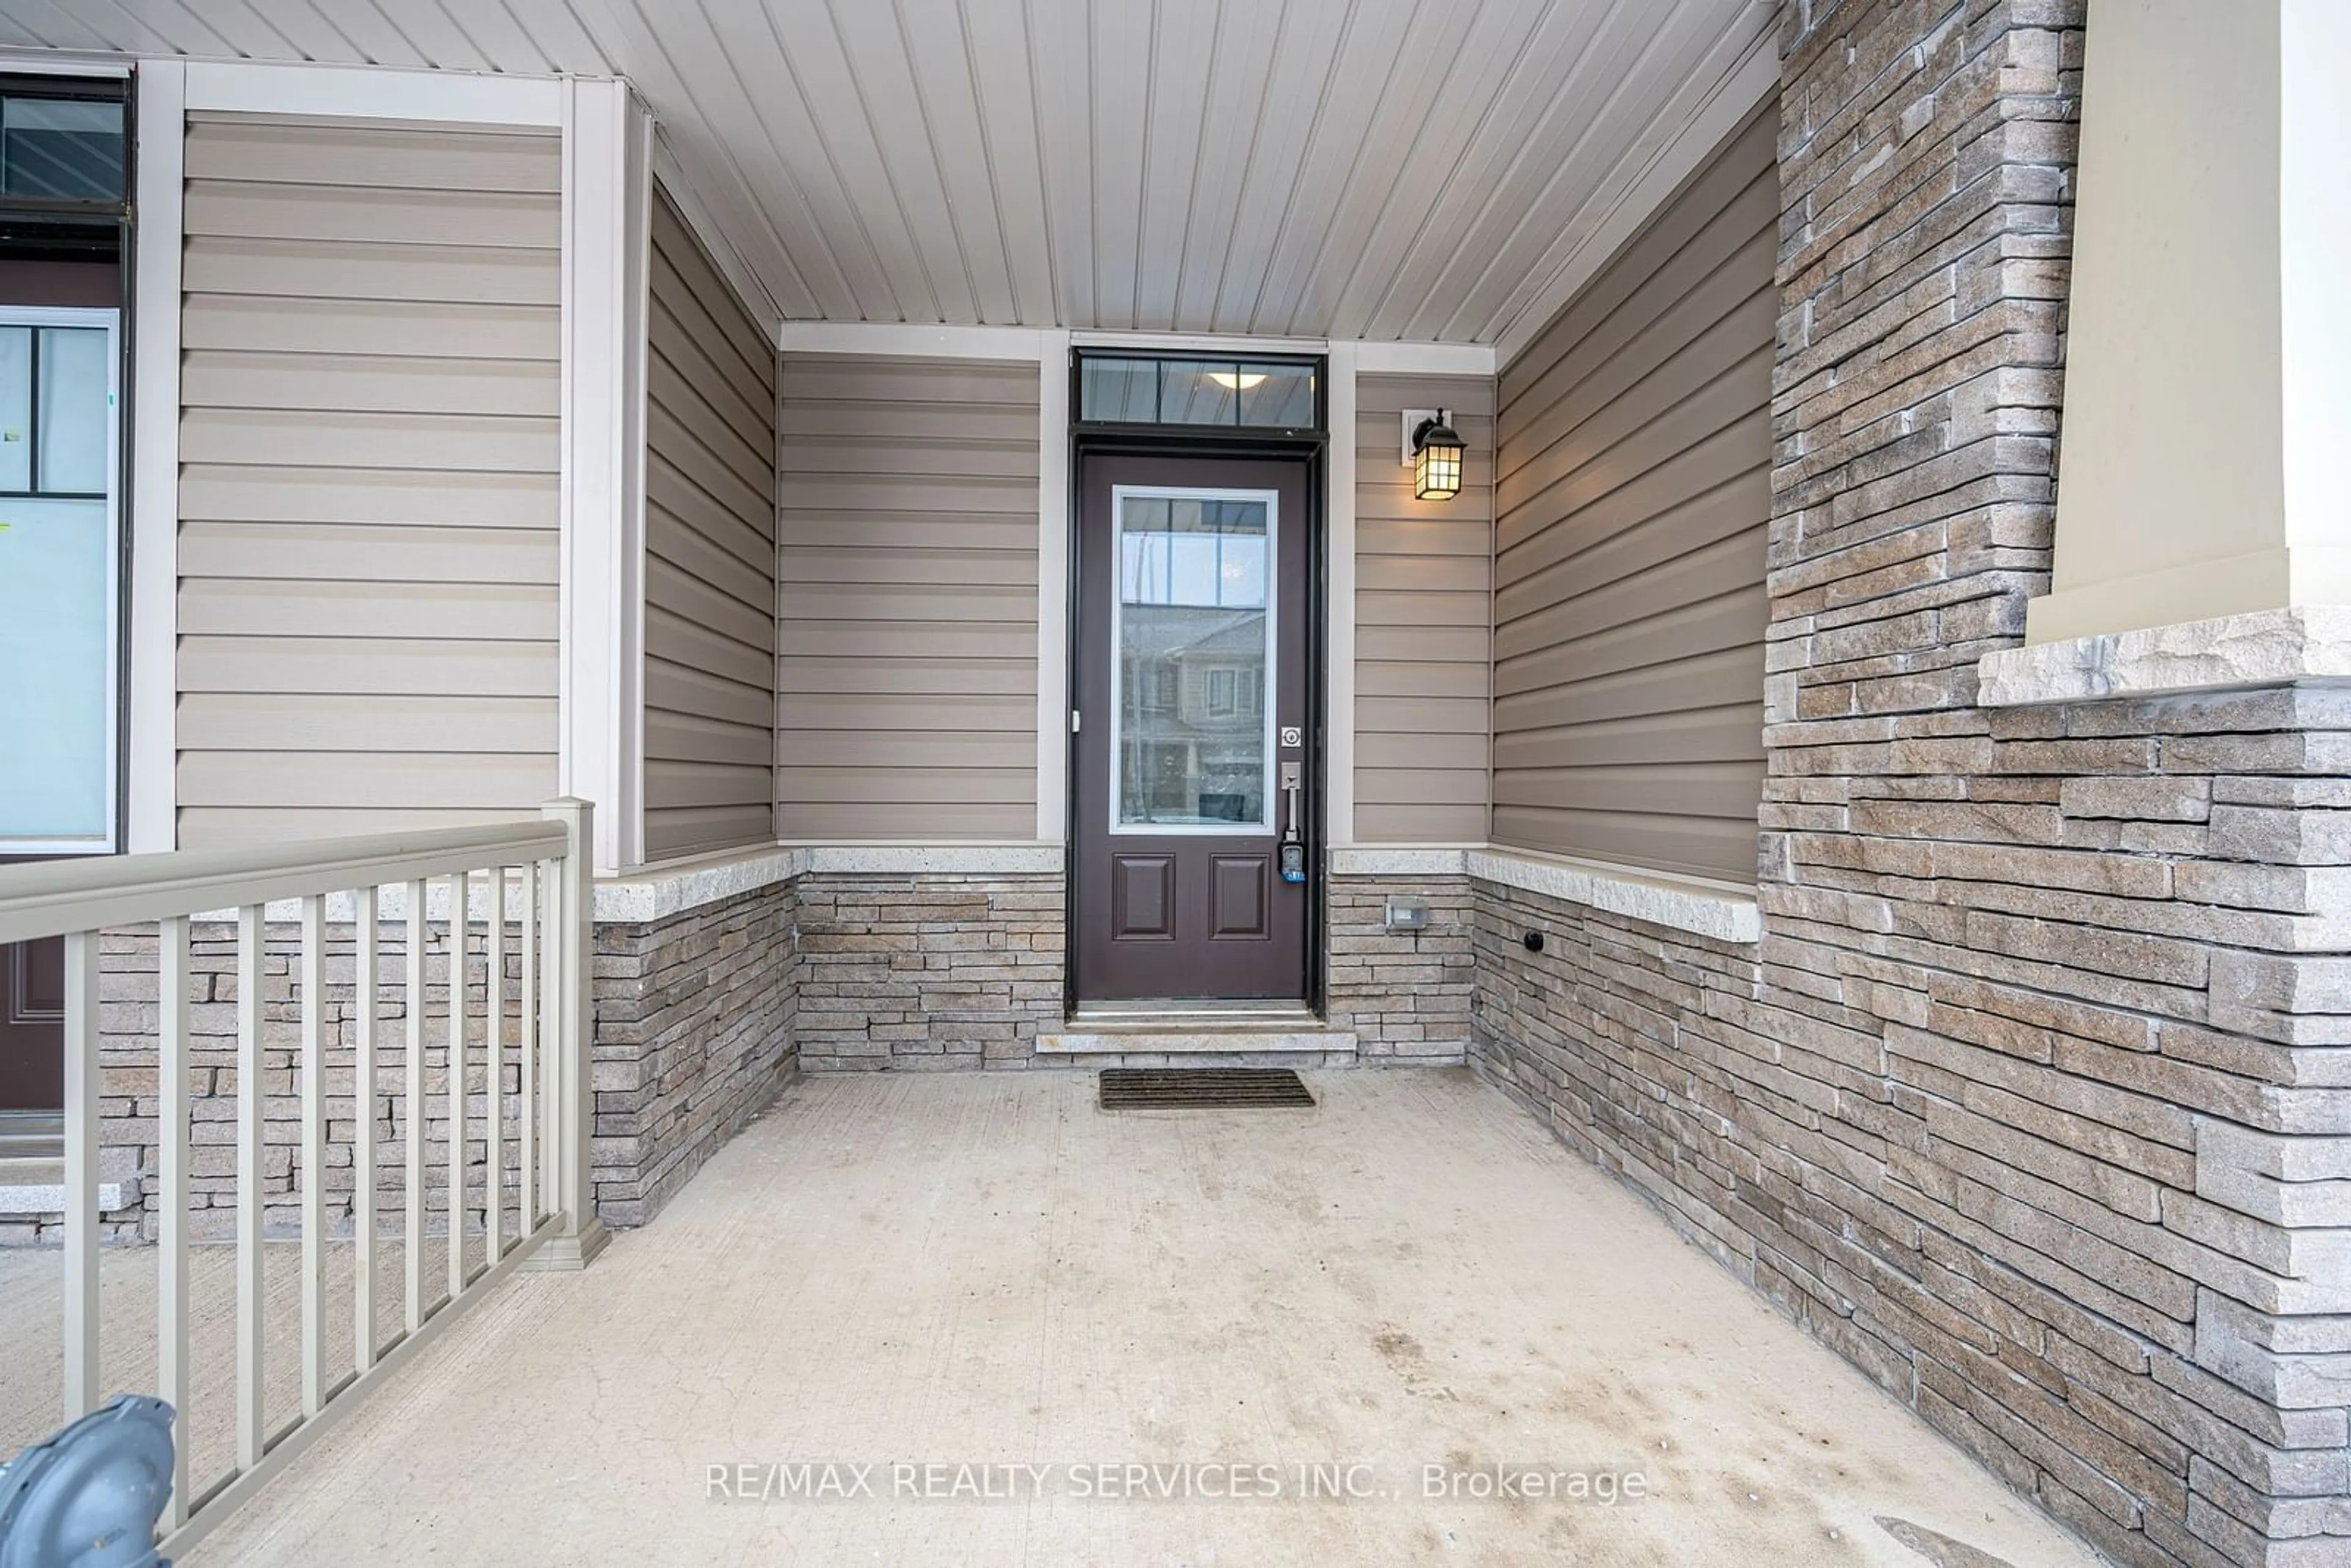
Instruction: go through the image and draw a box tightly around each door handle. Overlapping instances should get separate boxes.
[1278,760,1307,885]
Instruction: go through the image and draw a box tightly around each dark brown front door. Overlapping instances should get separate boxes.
[0,936,64,1111]
[1074,453,1312,1003]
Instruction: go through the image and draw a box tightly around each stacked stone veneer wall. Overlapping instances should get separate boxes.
[1478,3,2351,1565]
[87,918,530,1247]
[590,880,800,1225]
[1325,875,1475,1063]
[794,874,1064,1071]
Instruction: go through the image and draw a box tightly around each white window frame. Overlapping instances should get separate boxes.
[0,306,123,856]
[1107,482,1280,838]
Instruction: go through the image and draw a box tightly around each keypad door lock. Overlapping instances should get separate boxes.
[1278,760,1307,884]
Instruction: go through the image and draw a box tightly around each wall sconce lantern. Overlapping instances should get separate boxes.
[1411,410,1464,501]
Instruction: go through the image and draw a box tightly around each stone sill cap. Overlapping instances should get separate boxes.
[1330,844,1761,945]
[1979,606,2351,707]
[596,842,1064,923]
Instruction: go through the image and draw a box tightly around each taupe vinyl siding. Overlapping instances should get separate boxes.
[643,190,779,861]
[176,113,561,848]
[1491,102,1775,884]
[1355,373,1494,843]
[775,356,1040,839]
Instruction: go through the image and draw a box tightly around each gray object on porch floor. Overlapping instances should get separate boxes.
[1097,1068,1316,1109]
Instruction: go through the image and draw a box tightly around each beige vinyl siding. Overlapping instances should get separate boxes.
[775,356,1040,839]
[1355,373,1494,843]
[1491,102,1775,884]
[643,191,779,861]
[175,113,561,848]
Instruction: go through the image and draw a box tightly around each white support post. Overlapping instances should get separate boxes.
[557,80,651,875]
[1324,342,1359,850]
[129,62,184,854]
[61,931,99,1423]
[1036,331,1071,842]
[526,798,607,1269]
[156,915,190,1529]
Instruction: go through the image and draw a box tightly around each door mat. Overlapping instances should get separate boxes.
[1098,1068,1316,1109]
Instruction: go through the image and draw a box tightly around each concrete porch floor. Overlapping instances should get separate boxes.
[181,1070,2101,1567]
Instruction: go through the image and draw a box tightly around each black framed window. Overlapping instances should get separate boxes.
[1076,352,1322,432]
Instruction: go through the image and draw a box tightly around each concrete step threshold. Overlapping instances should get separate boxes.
[1043,1000,1357,1057]
[0,1157,141,1217]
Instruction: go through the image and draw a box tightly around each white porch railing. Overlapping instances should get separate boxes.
[0,797,604,1556]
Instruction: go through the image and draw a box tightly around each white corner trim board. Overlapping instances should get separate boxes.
[128,61,184,856]
[1978,606,2351,706]
[1035,333,1073,842]
[1324,342,1359,849]
[558,79,651,875]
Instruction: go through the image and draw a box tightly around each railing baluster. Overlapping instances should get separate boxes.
[404,879,426,1335]
[447,870,468,1299]
[353,887,378,1374]
[487,867,505,1261]
[61,929,99,1423]
[157,915,192,1529]
[520,860,538,1230]
[235,903,264,1471]
[299,895,326,1417]
[0,811,583,1553]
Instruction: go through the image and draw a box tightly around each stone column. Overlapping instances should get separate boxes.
[1772,3,2351,1565]
[2019,1,2351,651]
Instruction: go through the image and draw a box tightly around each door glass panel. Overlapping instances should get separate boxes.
[0,497,111,845]
[0,329,29,493]
[1114,490,1273,831]
[36,328,109,494]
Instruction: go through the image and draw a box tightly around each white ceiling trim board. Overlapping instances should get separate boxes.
[1490,13,1781,368]
[0,48,129,75]
[181,56,563,124]
[1069,328,1329,355]
[778,321,1055,361]
[1355,342,1498,377]
[775,323,1498,375]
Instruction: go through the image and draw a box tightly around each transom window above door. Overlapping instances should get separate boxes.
[1076,351,1321,432]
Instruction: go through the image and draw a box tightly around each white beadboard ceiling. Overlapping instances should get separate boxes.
[0,0,1776,347]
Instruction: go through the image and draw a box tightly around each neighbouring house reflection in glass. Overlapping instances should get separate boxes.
[1115,493,1272,829]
